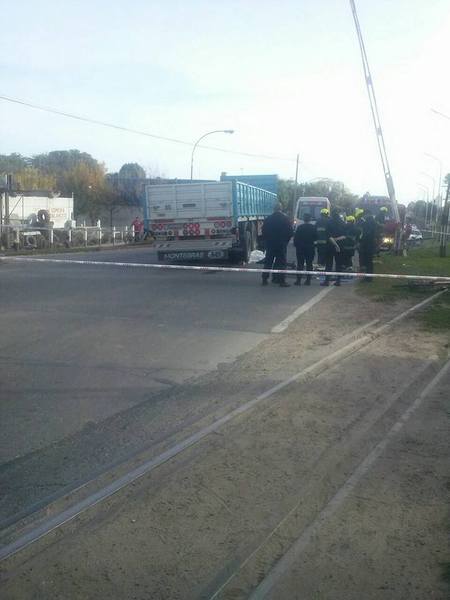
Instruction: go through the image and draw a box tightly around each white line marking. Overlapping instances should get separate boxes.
[0,290,445,562]
[271,287,334,333]
[1,256,450,282]
[248,358,450,600]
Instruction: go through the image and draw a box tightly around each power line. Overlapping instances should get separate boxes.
[0,94,296,163]
[431,108,450,122]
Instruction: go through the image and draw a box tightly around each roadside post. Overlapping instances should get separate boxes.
[439,182,449,258]
[4,174,12,249]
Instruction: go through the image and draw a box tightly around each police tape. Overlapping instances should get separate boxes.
[2,256,450,283]
[421,229,450,237]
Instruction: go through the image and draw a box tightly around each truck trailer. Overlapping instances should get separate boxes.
[145,180,277,263]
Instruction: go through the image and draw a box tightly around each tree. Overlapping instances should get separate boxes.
[279,177,358,215]
[111,163,147,205]
[31,150,101,194]
[0,153,30,175]
[14,167,56,191]
[63,161,109,223]
[277,179,296,212]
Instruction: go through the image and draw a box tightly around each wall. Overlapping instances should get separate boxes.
[1,194,73,228]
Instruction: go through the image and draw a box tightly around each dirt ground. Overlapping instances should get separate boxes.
[0,286,449,599]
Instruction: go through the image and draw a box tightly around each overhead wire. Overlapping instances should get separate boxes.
[0,94,296,163]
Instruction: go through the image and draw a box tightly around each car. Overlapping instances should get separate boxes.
[409,227,423,241]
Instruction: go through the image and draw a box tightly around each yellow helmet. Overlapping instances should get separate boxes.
[320,208,330,216]
[355,208,364,218]
[380,206,388,212]
[346,215,355,223]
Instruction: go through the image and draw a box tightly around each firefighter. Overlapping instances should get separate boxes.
[355,207,365,222]
[375,206,389,254]
[261,203,293,287]
[376,206,389,224]
[315,208,330,267]
[359,209,377,282]
[293,212,317,286]
[321,209,346,286]
[342,215,358,270]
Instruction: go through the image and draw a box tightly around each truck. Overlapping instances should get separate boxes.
[145,180,277,263]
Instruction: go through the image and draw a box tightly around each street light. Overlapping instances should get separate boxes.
[424,153,443,209]
[420,171,435,201]
[190,129,234,180]
[417,183,429,228]
[420,172,436,226]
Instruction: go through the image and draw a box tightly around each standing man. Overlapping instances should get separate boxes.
[315,208,330,267]
[342,215,359,270]
[359,209,377,282]
[131,216,143,242]
[321,208,346,286]
[261,203,293,287]
[293,213,317,285]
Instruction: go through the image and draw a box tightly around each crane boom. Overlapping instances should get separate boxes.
[349,0,400,221]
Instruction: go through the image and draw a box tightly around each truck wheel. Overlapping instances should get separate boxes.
[229,248,242,264]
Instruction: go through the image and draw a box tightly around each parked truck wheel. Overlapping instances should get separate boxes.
[229,247,243,264]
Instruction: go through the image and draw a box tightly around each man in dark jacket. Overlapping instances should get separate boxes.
[315,208,330,267]
[359,209,377,282]
[321,209,346,287]
[261,203,293,287]
[293,213,317,285]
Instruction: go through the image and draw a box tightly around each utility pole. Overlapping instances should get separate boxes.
[4,174,12,249]
[349,0,401,249]
[440,181,449,258]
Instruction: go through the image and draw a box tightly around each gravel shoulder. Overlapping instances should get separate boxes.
[265,368,449,600]
[0,286,448,600]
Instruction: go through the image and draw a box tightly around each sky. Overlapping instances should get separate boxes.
[1,0,449,203]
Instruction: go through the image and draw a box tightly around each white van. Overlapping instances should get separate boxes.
[294,196,331,227]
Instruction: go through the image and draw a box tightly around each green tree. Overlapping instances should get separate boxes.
[63,161,108,222]
[14,167,56,191]
[114,163,146,204]
[277,179,296,213]
[31,150,100,194]
[0,153,30,175]
[279,177,358,215]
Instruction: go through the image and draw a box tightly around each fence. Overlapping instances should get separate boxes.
[0,224,150,251]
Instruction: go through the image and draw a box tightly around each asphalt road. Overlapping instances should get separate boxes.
[0,246,324,523]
